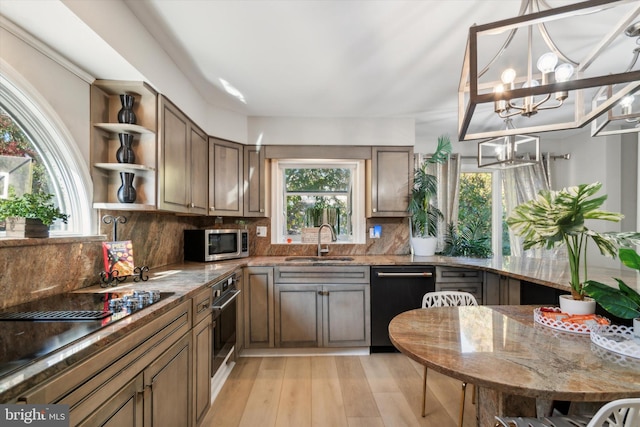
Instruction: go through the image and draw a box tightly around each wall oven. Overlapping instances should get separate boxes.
[211,272,241,377]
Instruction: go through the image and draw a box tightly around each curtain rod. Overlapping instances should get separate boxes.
[456,153,571,160]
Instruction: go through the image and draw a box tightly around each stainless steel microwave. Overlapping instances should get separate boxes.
[184,229,249,262]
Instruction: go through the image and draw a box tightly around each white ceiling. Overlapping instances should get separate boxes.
[2,0,638,142]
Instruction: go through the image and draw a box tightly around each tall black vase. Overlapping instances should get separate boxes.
[117,172,137,203]
[116,133,135,163]
[117,94,137,124]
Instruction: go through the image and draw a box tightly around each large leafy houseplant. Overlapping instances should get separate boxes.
[506,182,639,300]
[408,135,452,239]
[0,192,68,226]
[583,248,640,319]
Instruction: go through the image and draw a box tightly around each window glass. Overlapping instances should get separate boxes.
[0,74,92,236]
[273,160,365,244]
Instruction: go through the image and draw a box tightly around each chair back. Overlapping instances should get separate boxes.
[422,291,478,308]
[587,398,640,427]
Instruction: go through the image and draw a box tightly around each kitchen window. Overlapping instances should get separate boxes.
[0,74,92,236]
[271,159,365,244]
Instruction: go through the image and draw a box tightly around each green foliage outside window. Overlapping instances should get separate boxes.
[284,167,351,238]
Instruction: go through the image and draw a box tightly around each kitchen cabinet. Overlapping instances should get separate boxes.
[144,333,193,427]
[90,80,158,210]
[191,287,212,426]
[209,137,243,216]
[243,266,275,348]
[243,145,270,217]
[158,95,208,214]
[14,295,209,427]
[484,272,564,306]
[366,146,413,217]
[436,266,484,305]
[274,266,370,348]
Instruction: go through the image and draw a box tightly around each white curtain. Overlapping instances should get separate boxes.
[417,152,461,251]
[503,153,557,258]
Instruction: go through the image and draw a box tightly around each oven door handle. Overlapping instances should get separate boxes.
[376,272,433,278]
[212,289,241,311]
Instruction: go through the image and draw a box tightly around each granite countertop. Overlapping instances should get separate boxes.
[1,254,637,403]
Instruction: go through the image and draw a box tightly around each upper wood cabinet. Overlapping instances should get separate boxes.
[243,145,270,217]
[157,96,208,214]
[90,81,158,210]
[366,146,413,217]
[209,137,243,216]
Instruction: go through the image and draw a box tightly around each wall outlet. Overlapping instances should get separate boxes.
[256,226,267,237]
[369,225,381,238]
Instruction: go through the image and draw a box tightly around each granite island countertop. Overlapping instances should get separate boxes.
[1,254,637,403]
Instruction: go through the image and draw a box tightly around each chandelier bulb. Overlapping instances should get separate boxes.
[555,63,575,82]
[501,68,517,85]
[537,52,558,73]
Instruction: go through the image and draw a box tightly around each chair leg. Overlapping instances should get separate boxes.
[459,381,467,427]
[422,365,428,417]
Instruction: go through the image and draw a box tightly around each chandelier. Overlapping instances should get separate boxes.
[478,119,540,169]
[458,0,640,141]
[591,21,640,136]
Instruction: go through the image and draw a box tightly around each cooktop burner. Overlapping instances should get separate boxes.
[0,289,174,378]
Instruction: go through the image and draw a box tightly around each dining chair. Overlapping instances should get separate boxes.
[494,397,640,427]
[421,290,478,427]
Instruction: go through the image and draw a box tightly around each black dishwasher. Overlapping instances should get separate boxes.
[370,265,435,352]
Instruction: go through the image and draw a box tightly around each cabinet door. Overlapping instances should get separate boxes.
[209,137,243,216]
[243,267,274,348]
[144,333,193,427]
[158,96,190,213]
[192,318,211,427]
[77,374,143,427]
[323,284,371,347]
[274,284,322,347]
[189,124,209,215]
[243,145,269,217]
[367,146,413,217]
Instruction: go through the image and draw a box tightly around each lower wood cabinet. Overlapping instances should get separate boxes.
[15,293,212,427]
[274,283,370,348]
[243,267,274,348]
[436,266,484,304]
[144,333,193,427]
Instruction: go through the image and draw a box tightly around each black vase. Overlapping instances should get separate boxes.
[117,172,137,203]
[116,133,135,163]
[117,94,137,124]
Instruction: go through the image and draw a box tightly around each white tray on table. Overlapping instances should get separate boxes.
[590,324,640,359]
[533,307,607,335]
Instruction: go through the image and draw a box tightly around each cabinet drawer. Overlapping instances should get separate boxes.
[275,266,370,284]
[192,287,212,326]
[435,282,483,305]
[436,267,482,282]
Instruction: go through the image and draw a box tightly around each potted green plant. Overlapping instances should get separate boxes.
[408,135,452,256]
[0,192,68,238]
[583,247,640,320]
[506,182,640,313]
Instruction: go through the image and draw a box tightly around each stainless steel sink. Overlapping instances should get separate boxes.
[284,256,354,262]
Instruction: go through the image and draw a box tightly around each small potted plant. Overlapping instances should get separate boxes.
[506,182,640,314]
[0,192,68,238]
[408,135,452,256]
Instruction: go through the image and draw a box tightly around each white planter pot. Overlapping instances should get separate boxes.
[558,294,596,315]
[411,236,437,256]
[634,318,640,339]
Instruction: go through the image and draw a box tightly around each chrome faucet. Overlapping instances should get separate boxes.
[317,223,337,256]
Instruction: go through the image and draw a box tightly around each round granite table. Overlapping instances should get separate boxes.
[388,305,640,426]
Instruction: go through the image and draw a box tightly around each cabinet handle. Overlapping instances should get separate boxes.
[260,208,265,213]
[376,272,433,278]
[317,290,330,296]
[191,202,195,208]
[210,206,215,211]
[372,208,377,213]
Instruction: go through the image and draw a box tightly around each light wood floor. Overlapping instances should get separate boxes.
[202,353,476,427]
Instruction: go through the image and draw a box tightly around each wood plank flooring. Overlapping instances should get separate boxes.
[203,353,476,427]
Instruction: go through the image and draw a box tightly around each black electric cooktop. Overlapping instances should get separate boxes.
[0,290,174,378]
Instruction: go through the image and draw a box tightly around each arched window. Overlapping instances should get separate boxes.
[0,70,93,236]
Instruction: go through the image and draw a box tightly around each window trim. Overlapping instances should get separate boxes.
[0,62,93,235]
[271,158,366,244]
